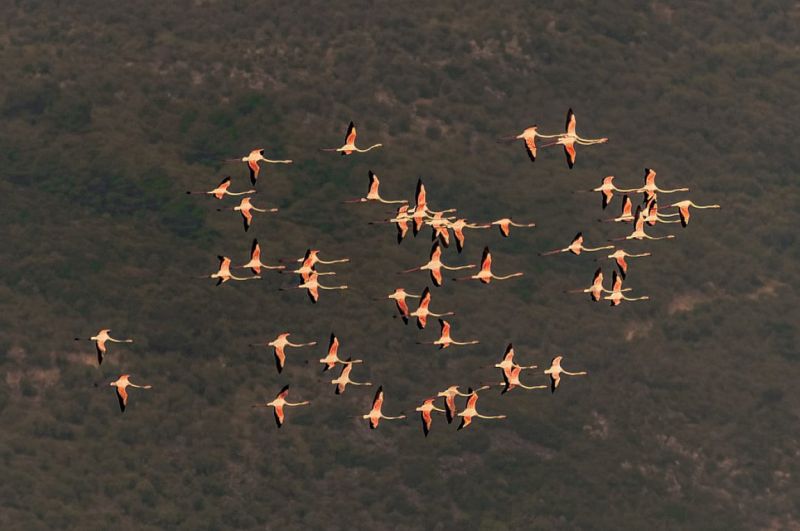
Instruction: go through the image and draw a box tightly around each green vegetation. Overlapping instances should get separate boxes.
[1,1,799,529]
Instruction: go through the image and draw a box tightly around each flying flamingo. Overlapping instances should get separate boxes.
[282,271,348,304]
[343,171,407,204]
[226,149,292,185]
[437,386,476,424]
[597,248,651,279]
[497,125,562,162]
[75,329,133,365]
[250,333,317,373]
[490,344,538,380]
[417,319,479,350]
[319,333,363,371]
[252,385,310,428]
[665,200,721,227]
[610,206,676,242]
[283,262,337,282]
[491,218,536,237]
[321,122,382,155]
[598,195,634,223]
[604,271,649,306]
[416,397,447,437]
[576,175,627,209]
[363,386,405,429]
[427,211,455,247]
[620,168,689,202]
[296,249,350,268]
[380,288,421,324]
[409,287,454,329]
[409,179,456,235]
[453,247,523,284]
[642,198,681,226]
[541,232,614,256]
[330,359,372,395]
[186,176,255,200]
[370,204,412,244]
[239,239,284,275]
[218,197,278,232]
[200,256,260,285]
[540,108,608,168]
[457,387,506,430]
[109,374,152,412]
[448,218,491,253]
[491,366,548,394]
[544,356,587,393]
[565,267,615,302]
[400,241,474,287]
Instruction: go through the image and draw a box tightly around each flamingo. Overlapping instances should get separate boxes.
[666,200,721,227]
[619,168,689,201]
[186,176,255,200]
[453,247,523,284]
[492,366,548,394]
[457,387,506,430]
[409,179,456,235]
[409,287,454,329]
[491,218,536,237]
[417,319,479,350]
[604,271,649,306]
[75,329,133,365]
[343,171,407,204]
[598,248,651,279]
[541,109,608,168]
[369,204,412,244]
[400,241,474,287]
[109,374,152,412]
[642,198,681,226]
[491,344,538,380]
[283,263,337,282]
[363,386,405,429]
[201,256,260,285]
[283,271,348,304]
[437,386,476,424]
[218,197,278,232]
[319,333,363,371]
[544,356,587,393]
[321,122,382,155]
[576,175,628,210]
[251,333,317,373]
[226,149,292,186]
[448,218,491,253]
[565,267,615,302]
[381,288,422,324]
[416,397,447,437]
[540,232,614,256]
[252,385,310,428]
[330,359,372,395]
[497,125,561,162]
[598,195,634,223]
[611,206,676,242]
[297,249,350,268]
[239,239,284,275]
[427,211,456,247]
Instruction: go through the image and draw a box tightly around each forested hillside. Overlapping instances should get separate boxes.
[1,1,799,529]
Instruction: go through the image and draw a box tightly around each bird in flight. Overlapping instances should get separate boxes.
[239,239,284,275]
[380,288,422,324]
[252,385,310,428]
[540,108,608,168]
[565,267,615,302]
[109,374,152,412]
[416,397,447,437]
[437,385,482,424]
[491,218,536,238]
[597,248,651,279]
[577,175,627,210]
[363,386,405,429]
[75,328,133,365]
[447,218,491,253]
[201,256,260,285]
[400,241,474,287]
[453,247,523,283]
[283,271,348,304]
[330,359,372,395]
[251,332,317,374]
[319,333,363,371]
[611,206,676,242]
[492,365,548,394]
[343,171,407,204]
[321,122,382,155]
[417,319,479,350]
[186,176,255,200]
[226,149,292,185]
[603,271,649,306]
[540,232,614,256]
[665,199,721,227]
[544,356,587,393]
[598,195,634,223]
[497,125,562,162]
[621,168,689,202]
[409,287,455,329]
[218,197,278,232]
[457,387,506,430]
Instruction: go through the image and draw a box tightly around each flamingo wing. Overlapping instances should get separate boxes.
[524,137,537,162]
[115,385,128,412]
[345,121,357,145]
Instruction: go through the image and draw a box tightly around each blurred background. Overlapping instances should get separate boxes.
[0,1,798,529]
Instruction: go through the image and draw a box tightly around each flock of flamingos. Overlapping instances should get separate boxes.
[75,109,720,435]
